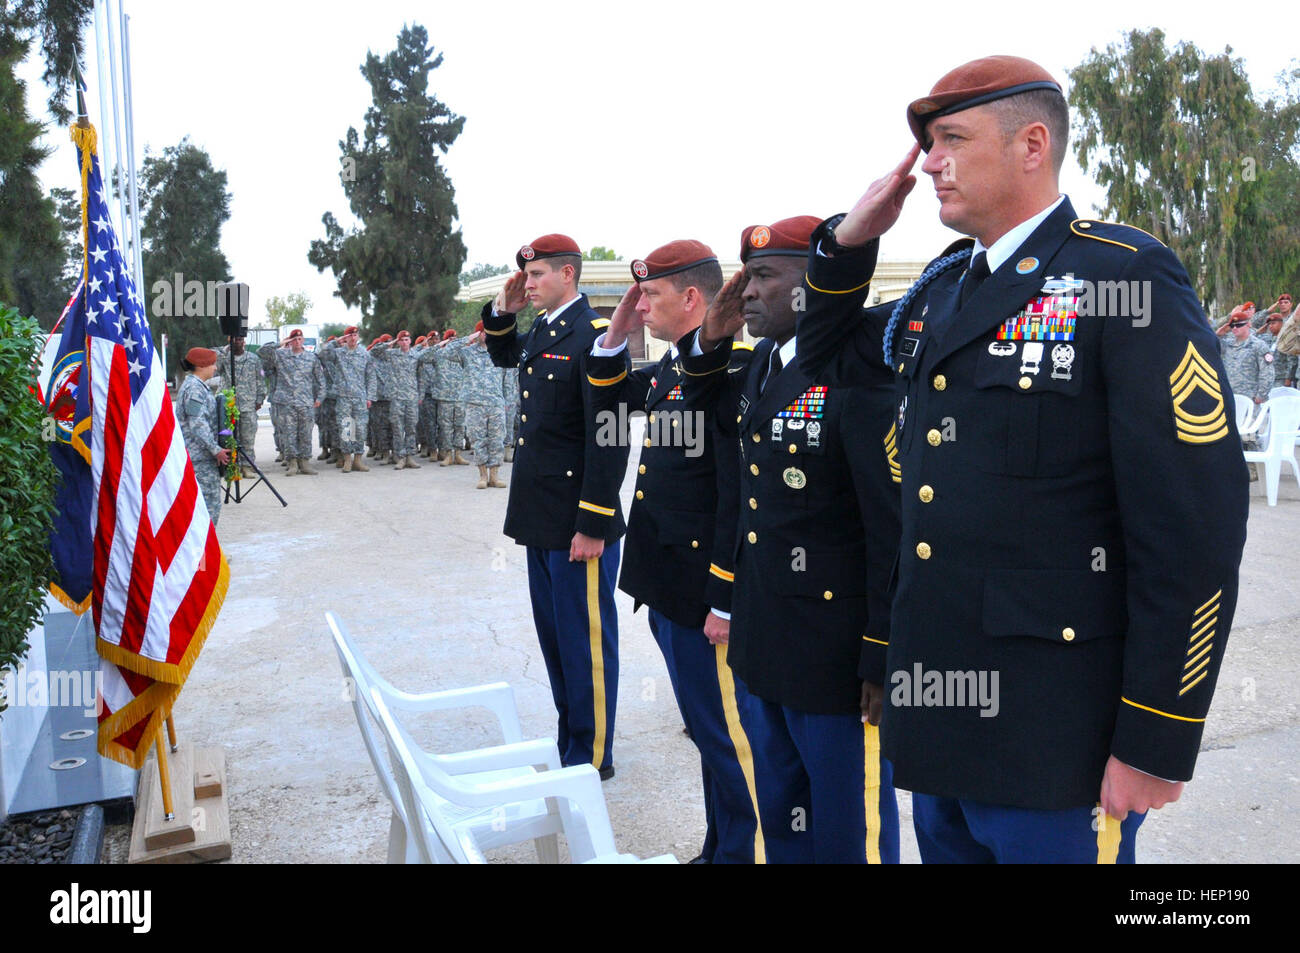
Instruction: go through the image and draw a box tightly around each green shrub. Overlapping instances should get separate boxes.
[0,303,58,713]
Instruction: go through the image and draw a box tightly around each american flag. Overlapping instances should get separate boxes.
[65,123,229,768]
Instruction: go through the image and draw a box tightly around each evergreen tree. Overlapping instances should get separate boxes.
[1070,30,1300,310]
[138,138,232,379]
[309,24,467,338]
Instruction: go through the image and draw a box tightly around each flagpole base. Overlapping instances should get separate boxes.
[129,742,232,864]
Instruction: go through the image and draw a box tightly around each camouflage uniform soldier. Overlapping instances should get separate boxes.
[1256,312,1298,388]
[177,348,230,525]
[369,333,395,461]
[451,325,507,488]
[258,337,285,462]
[417,336,441,457]
[272,327,325,475]
[502,364,519,462]
[217,336,266,477]
[323,325,376,473]
[1220,312,1276,409]
[433,330,469,465]
[373,329,424,469]
[316,334,341,462]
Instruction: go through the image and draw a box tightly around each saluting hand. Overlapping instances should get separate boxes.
[699,269,747,351]
[496,271,528,314]
[833,144,921,248]
[603,284,644,350]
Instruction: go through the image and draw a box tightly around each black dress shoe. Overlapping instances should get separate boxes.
[598,764,615,781]
[687,853,710,864]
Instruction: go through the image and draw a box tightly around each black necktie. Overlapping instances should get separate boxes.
[761,348,784,395]
[959,251,990,309]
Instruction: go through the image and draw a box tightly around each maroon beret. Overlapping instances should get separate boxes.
[516,234,581,270]
[286,328,304,339]
[740,216,821,263]
[343,325,358,335]
[185,347,218,368]
[630,240,717,283]
[908,55,1062,150]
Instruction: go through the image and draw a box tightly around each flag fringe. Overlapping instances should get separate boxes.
[48,582,92,615]
[97,680,179,769]
[95,549,229,685]
[70,123,97,284]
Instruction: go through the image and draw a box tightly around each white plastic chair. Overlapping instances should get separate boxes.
[1269,386,1300,400]
[1242,395,1300,505]
[327,611,562,863]
[370,686,634,864]
[1233,393,1256,431]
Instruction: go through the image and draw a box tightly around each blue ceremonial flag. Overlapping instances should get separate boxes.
[45,276,95,613]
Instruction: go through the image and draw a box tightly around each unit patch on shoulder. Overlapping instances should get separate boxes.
[1169,343,1229,445]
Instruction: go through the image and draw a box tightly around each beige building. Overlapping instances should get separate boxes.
[458,258,927,364]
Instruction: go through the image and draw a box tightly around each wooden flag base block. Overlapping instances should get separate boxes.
[129,743,232,864]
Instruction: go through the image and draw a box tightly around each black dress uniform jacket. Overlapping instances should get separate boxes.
[680,332,900,714]
[796,199,1249,808]
[586,344,738,629]
[483,297,629,550]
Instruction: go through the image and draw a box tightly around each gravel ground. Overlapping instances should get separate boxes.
[0,808,77,863]
[110,415,1299,863]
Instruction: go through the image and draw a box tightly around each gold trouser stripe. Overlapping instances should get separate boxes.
[713,644,766,864]
[1120,697,1205,723]
[1095,804,1123,863]
[863,722,882,864]
[586,558,607,771]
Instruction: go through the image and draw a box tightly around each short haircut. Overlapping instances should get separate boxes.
[666,259,724,302]
[988,87,1069,173]
[545,254,582,284]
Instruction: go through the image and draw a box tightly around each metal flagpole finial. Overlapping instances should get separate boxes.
[74,63,90,128]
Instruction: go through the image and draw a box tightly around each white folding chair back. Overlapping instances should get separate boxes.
[1269,386,1300,400]
[1243,395,1300,505]
[1234,393,1256,430]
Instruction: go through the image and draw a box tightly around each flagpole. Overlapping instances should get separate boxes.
[121,11,146,309]
[105,0,130,248]
[154,721,175,822]
[92,0,115,219]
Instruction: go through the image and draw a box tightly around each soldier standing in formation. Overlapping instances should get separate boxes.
[415,334,438,458]
[796,55,1248,862]
[433,329,470,466]
[373,329,424,470]
[588,240,765,864]
[368,333,394,462]
[258,334,285,463]
[272,327,324,476]
[450,323,507,489]
[683,220,901,863]
[216,334,266,478]
[484,233,628,779]
[1219,307,1275,407]
[502,364,520,462]
[177,347,231,525]
[321,326,376,473]
[316,334,341,465]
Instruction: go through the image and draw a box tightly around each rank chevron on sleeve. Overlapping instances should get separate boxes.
[1168,343,1229,445]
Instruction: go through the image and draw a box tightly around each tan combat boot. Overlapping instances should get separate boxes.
[335,451,346,468]
[394,456,408,470]
[342,453,353,473]
[285,457,300,476]
[351,453,370,472]
[488,466,507,488]
[404,455,422,469]
[316,448,331,460]
[453,450,470,466]
[476,465,489,489]
[439,450,452,467]
[299,457,317,475]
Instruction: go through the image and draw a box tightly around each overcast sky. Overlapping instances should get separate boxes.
[19,0,1299,326]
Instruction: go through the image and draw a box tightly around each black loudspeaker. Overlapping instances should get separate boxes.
[216,282,250,337]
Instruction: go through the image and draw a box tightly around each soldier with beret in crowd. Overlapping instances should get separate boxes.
[177,346,231,525]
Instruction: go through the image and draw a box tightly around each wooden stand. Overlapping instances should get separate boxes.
[128,740,231,864]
